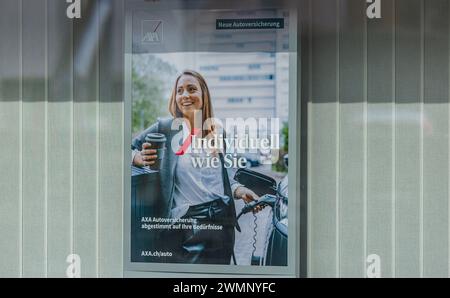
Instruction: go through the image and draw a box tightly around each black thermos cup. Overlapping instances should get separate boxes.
[144,133,167,171]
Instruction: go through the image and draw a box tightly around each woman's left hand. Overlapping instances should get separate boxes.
[234,186,265,213]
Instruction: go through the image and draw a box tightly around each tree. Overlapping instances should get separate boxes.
[131,54,177,135]
[273,121,289,173]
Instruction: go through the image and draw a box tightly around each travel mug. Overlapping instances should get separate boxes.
[144,133,167,171]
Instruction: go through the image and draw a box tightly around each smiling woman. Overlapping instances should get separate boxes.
[169,70,214,138]
[131,70,260,265]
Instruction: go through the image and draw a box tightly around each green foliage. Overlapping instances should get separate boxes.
[132,69,165,135]
[131,55,177,135]
[272,121,289,173]
[281,121,289,152]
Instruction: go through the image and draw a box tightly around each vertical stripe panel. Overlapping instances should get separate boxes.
[0,0,21,278]
[394,0,422,277]
[422,0,449,278]
[21,0,47,277]
[47,0,73,277]
[309,0,339,277]
[98,0,124,277]
[366,0,395,278]
[72,0,99,277]
[338,0,365,278]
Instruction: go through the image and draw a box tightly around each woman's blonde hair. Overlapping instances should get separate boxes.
[168,70,215,138]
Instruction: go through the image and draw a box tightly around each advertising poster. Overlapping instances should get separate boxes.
[127,3,296,271]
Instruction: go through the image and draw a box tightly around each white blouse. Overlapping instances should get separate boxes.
[170,121,231,219]
[171,150,229,219]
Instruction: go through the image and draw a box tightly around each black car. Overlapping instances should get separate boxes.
[233,155,288,266]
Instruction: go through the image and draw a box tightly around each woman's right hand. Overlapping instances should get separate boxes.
[133,142,158,167]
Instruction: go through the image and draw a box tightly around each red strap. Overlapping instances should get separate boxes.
[175,128,201,155]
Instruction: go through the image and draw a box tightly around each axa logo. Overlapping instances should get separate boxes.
[142,20,163,44]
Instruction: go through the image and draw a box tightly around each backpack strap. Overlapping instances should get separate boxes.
[156,117,174,136]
